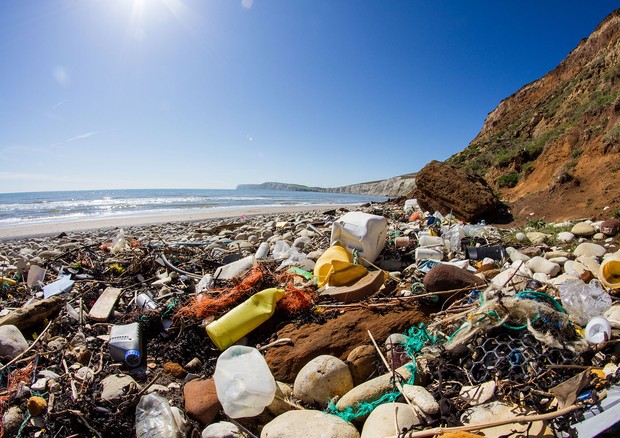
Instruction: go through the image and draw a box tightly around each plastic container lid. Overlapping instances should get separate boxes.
[125,349,142,367]
[585,316,611,344]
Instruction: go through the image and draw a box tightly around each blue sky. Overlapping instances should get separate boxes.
[0,0,617,193]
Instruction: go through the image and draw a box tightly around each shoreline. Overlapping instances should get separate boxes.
[0,205,347,240]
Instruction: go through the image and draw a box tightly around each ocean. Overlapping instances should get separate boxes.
[0,189,388,228]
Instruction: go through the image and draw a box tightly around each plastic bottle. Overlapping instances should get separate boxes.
[109,322,142,367]
[206,288,285,350]
[330,212,387,264]
[135,393,185,438]
[585,316,612,344]
[213,346,276,418]
[314,243,353,287]
[600,253,620,290]
[136,293,158,310]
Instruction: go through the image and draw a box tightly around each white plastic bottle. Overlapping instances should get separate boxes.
[109,322,142,367]
[213,346,276,418]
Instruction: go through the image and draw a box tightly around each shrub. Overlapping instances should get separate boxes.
[497,173,520,188]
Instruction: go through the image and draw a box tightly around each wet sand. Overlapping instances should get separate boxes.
[0,205,341,240]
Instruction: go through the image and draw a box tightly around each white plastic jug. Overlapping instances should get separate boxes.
[330,212,387,264]
[109,322,142,367]
[213,346,276,418]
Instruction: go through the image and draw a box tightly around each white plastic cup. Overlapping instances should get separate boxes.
[415,248,443,262]
[585,316,612,344]
[213,346,276,418]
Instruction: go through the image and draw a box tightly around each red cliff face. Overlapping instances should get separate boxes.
[448,10,620,222]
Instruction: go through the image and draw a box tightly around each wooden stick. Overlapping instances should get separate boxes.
[388,404,581,438]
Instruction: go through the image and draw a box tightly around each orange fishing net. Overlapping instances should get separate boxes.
[176,265,267,320]
[0,362,34,436]
[277,283,316,315]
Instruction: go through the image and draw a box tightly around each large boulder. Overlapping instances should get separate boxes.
[409,161,508,223]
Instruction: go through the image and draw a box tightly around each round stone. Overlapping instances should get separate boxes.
[261,410,360,438]
[361,402,422,438]
[571,222,596,237]
[293,355,353,406]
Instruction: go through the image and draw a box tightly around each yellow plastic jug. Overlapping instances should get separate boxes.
[600,253,620,290]
[206,288,285,350]
[327,259,368,286]
[314,244,353,288]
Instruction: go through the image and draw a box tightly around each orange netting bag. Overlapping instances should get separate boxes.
[0,362,35,436]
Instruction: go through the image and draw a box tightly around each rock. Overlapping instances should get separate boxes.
[336,365,412,411]
[2,406,23,436]
[183,378,221,425]
[460,381,497,406]
[185,357,203,371]
[361,402,422,438]
[423,264,485,292]
[548,257,568,265]
[202,421,247,438]
[525,257,561,277]
[490,262,532,291]
[385,333,409,370]
[100,375,139,402]
[604,305,620,329]
[526,232,549,245]
[600,219,620,236]
[461,401,550,437]
[573,243,607,258]
[261,410,359,438]
[556,232,575,243]
[576,256,601,275]
[545,250,570,259]
[27,396,48,416]
[0,325,28,359]
[520,246,543,257]
[401,384,440,414]
[293,355,353,406]
[571,222,596,237]
[506,247,530,263]
[408,160,507,223]
[593,233,606,241]
[163,362,187,378]
[515,232,527,242]
[265,306,424,382]
[346,345,377,386]
[30,378,48,392]
[267,381,294,416]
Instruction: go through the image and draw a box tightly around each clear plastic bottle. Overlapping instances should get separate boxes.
[109,322,142,367]
[213,346,276,418]
[135,393,185,438]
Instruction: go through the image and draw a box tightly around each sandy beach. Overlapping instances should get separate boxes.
[0,205,343,240]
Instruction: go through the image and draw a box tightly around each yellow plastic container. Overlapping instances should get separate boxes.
[314,244,353,288]
[600,253,620,290]
[206,288,285,350]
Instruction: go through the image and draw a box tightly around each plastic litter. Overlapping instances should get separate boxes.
[42,275,74,298]
[135,393,186,438]
[559,278,612,326]
[109,322,142,367]
[330,211,387,264]
[213,346,276,418]
[585,316,612,344]
[600,253,620,290]
[205,288,285,350]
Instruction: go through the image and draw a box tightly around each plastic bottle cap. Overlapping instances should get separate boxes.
[585,316,611,344]
[125,349,141,367]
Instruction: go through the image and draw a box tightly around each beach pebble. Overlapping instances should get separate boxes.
[526,232,549,244]
[346,345,377,386]
[573,242,606,258]
[361,402,422,438]
[202,421,246,438]
[336,366,412,411]
[571,222,596,237]
[183,378,221,425]
[556,231,575,243]
[27,396,48,417]
[2,406,23,436]
[293,355,353,406]
[604,305,620,329]
[0,325,29,359]
[526,256,561,276]
[593,233,605,241]
[460,381,497,406]
[267,381,294,416]
[461,402,549,437]
[100,375,139,403]
[402,384,439,414]
[506,247,530,262]
[515,232,527,242]
[261,410,360,438]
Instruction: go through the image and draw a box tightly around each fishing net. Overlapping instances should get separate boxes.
[0,363,35,437]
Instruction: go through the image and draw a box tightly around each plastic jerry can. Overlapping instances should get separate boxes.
[213,346,276,418]
[206,288,285,350]
[109,322,142,367]
[330,212,387,264]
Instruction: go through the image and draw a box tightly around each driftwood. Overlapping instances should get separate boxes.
[0,295,64,330]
